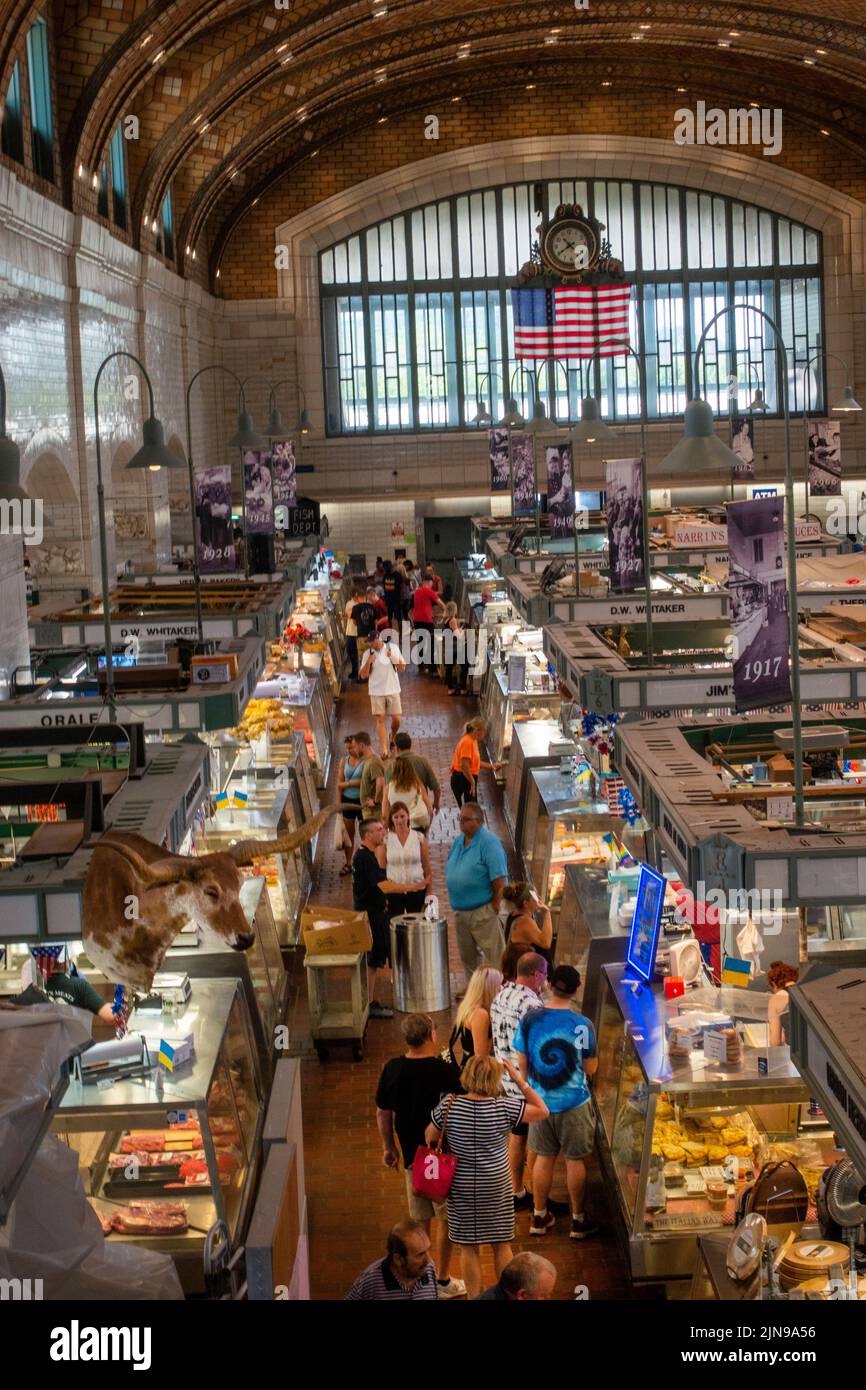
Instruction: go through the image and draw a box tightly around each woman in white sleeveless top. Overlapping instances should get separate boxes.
[378,801,431,917]
[382,753,432,830]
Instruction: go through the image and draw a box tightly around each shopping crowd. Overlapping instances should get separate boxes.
[335,560,599,1301]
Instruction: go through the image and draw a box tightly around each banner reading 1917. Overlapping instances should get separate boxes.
[727,495,791,711]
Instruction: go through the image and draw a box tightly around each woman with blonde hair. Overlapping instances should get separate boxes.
[447,966,501,1063]
[382,753,433,831]
[450,717,502,806]
[425,1053,548,1298]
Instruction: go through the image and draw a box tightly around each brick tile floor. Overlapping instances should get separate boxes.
[295,665,660,1302]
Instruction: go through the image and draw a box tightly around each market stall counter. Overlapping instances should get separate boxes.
[594,963,835,1291]
[520,765,641,921]
[555,862,631,1032]
[502,717,564,844]
[51,978,264,1295]
[484,664,563,767]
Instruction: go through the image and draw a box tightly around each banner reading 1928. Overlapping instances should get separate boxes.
[727,495,791,711]
[194,464,235,573]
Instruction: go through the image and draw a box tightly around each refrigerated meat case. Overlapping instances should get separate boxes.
[484,666,564,766]
[50,978,264,1295]
[594,963,835,1290]
[520,765,641,920]
[198,784,311,948]
[166,877,287,1082]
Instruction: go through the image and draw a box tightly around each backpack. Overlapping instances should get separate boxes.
[353,602,377,637]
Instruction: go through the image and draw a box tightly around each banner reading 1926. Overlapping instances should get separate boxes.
[727,495,791,711]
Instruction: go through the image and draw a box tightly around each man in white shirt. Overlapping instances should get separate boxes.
[361,633,406,757]
[490,951,548,1211]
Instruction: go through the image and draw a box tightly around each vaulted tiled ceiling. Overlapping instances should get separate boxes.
[5,1,866,285]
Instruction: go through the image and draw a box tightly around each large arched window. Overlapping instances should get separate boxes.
[319,179,824,435]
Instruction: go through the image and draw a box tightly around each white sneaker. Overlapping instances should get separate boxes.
[437,1276,467,1300]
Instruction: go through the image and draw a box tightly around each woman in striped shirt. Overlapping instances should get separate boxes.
[425,1054,548,1299]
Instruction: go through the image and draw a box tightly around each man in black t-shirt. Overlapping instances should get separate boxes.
[353,817,426,1020]
[376,1012,465,1299]
[381,560,401,629]
[15,964,114,1022]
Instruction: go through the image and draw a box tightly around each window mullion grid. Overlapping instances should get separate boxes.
[405,213,420,432]
[451,198,466,428]
[360,234,376,435]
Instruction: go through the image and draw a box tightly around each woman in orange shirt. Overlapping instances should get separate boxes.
[450,717,502,806]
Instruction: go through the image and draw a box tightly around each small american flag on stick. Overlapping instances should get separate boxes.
[512,284,632,359]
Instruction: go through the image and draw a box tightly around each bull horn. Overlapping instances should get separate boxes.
[95,838,195,887]
[228,804,348,866]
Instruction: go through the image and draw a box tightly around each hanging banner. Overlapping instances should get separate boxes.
[545,443,575,538]
[194,464,236,573]
[606,458,645,593]
[731,417,755,480]
[489,427,510,492]
[807,418,841,497]
[243,451,274,534]
[728,496,791,712]
[511,432,535,516]
[271,441,297,524]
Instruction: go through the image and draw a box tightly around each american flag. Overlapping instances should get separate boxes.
[512,284,633,359]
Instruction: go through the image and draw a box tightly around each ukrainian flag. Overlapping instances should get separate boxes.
[232,789,248,809]
[214,790,229,810]
[157,1040,175,1072]
[721,955,752,988]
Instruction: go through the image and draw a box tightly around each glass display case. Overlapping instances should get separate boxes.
[521,766,636,917]
[199,784,311,946]
[289,585,345,694]
[555,862,632,1030]
[51,979,264,1295]
[253,654,335,786]
[594,963,835,1288]
[485,666,564,765]
[455,557,504,618]
[502,718,562,843]
[166,877,288,1081]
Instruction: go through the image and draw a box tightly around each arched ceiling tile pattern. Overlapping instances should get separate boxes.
[1,1,865,280]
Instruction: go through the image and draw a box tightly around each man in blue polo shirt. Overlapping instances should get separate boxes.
[445,801,508,991]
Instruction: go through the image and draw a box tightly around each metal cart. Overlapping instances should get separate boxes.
[304,951,369,1062]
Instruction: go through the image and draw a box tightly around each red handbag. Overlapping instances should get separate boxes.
[412,1095,457,1200]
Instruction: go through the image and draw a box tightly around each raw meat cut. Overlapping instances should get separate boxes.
[110,1200,188,1235]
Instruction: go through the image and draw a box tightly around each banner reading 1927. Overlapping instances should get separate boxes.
[605,457,644,593]
[727,495,791,711]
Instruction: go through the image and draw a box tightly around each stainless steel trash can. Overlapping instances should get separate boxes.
[390,914,451,1013]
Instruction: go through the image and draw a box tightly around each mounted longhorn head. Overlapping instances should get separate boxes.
[82,804,342,992]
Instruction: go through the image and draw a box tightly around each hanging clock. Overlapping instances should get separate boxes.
[541,205,601,276]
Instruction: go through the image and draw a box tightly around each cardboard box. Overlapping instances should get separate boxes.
[301,904,373,956]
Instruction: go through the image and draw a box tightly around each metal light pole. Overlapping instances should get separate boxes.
[93,351,180,721]
[184,364,248,643]
[584,342,652,667]
[800,351,862,519]
[728,363,767,503]
[692,304,805,828]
